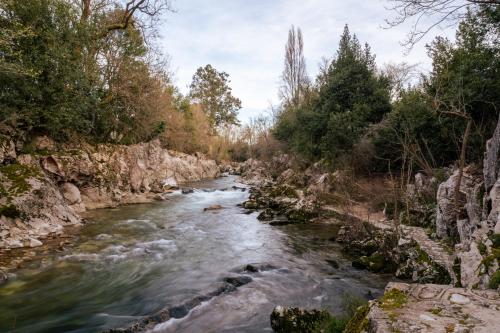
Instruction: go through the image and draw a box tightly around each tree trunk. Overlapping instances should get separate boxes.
[454,118,472,221]
[81,0,91,22]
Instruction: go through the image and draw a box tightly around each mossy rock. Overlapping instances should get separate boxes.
[489,233,500,249]
[286,208,316,223]
[0,204,20,219]
[378,288,408,310]
[243,200,259,210]
[343,304,370,333]
[488,270,500,289]
[268,185,298,199]
[270,307,331,333]
[481,248,500,270]
[0,162,42,198]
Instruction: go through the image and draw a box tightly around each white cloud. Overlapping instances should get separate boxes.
[159,0,456,123]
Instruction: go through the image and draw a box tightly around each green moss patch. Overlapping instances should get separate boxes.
[481,248,500,270]
[343,304,370,333]
[489,234,500,249]
[378,289,408,310]
[428,307,443,316]
[0,163,41,198]
[488,270,500,289]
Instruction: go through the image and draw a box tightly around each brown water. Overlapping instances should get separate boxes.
[0,176,390,332]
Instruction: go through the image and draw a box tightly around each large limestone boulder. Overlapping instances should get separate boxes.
[435,166,482,240]
[60,182,81,205]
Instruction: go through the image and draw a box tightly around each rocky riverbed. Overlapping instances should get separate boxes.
[0,176,391,332]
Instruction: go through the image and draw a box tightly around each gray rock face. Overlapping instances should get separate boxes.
[483,113,500,192]
[433,115,500,289]
[60,182,81,205]
[435,166,481,240]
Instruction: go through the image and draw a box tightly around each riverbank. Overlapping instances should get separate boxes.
[0,176,391,333]
[236,119,500,332]
[0,136,222,255]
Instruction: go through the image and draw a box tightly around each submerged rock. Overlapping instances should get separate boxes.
[223,275,252,287]
[325,259,339,269]
[181,188,194,194]
[101,274,253,333]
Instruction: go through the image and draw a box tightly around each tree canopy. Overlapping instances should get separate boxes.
[189,64,242,130]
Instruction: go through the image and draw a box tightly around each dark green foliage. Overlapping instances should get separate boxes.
[189,64,241,129]
[489,270,500,289]
[369,89,462,172]
[425,7,500,163]
[0,0,96,139]
[274,25,391,165]
[0,204,20,218]
[274,8,499,175]
[0,0,178,144]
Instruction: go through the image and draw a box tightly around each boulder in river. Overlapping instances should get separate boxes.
[204,204,223,211]
[181,188,194,194]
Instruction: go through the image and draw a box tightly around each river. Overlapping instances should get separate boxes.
[0,176,390,333]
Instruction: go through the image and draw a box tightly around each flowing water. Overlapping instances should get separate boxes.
[0,176,390,333]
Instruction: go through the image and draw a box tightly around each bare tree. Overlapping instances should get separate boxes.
[382,62,421,100]
[385,0,500,49]
[77,0,172,38]
[280,25,309,107]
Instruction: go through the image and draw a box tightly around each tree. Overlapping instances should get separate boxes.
[273,25,392,164]
[78,0,172,37]
[381,62,420,100]
[189,64,242,131]
[316,25,391,162]
[280,25,309,107]
[426,8,499,221]
[385,0,500,49]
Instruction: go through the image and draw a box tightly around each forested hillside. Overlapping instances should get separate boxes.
[271,6,499,177]
[0,0,241,158]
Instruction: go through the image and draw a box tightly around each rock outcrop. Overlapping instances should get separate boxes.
[0,139,220,250]
[358,282,500,333]
[435,115,500,289]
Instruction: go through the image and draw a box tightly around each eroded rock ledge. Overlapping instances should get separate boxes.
[0,138,220,250]
[357,282,500,333]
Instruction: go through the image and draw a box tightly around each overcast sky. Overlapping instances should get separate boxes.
[159,0,456,123]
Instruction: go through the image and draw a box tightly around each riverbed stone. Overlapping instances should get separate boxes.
[204,204,223,211]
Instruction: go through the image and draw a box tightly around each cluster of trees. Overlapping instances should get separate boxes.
[272,3,499,176]
[0,0,241,158]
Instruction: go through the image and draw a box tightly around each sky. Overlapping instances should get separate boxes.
[158,0,456,123]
